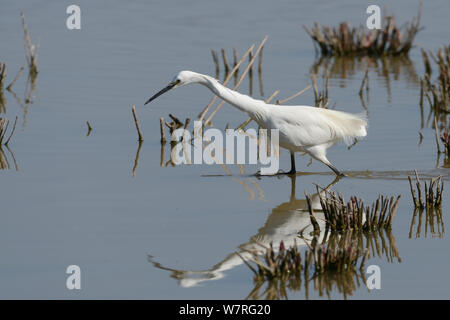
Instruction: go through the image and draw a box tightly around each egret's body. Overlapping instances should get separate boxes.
[145,71,368,175]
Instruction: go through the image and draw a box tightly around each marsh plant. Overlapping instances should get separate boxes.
[308,188,401,231]
[304,5,421,57]
[408,171,444,209]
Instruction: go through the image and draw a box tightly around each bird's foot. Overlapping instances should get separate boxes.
[253,169,296,178]
[327,164,347,178]
[275,169,297,178]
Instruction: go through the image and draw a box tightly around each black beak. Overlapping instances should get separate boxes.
[144,81,176,105]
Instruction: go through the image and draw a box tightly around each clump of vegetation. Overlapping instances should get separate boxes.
[304,6,421,57]
[309,188,401,231]
[408,170,444,209]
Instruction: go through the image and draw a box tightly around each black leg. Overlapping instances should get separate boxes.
[288,152,296,175]
[326,164,346,177]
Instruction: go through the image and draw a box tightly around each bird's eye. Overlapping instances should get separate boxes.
[175,79,181,84]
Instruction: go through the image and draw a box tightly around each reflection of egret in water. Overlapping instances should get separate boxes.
[148,175,340,288]
[149,175,402,299]
[409,207,445,239]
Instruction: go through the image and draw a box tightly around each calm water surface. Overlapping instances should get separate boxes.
[0,0,449,299]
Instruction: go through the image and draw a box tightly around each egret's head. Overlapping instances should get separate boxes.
[144,71,199,105]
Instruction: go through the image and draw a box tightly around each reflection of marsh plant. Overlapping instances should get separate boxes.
[409,206,444,239]
[310,55,419,110]
[310,55,419,86]
[304,5,421,57]
[244,235,368,300]
[245,229,400,300]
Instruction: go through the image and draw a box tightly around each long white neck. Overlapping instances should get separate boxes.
[193,73,269,123]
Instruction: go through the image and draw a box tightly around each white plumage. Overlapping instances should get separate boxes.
[145,70,368,175]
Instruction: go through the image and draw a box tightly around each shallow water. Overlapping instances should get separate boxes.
[0,0,449,299]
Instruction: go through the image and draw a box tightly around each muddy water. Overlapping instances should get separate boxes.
[0,0,449,299]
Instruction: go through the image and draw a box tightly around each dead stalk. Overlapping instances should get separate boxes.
[131,106,143,141]
[158,117,166,143]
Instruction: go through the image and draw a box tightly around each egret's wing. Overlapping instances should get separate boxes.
[268,105,367,147]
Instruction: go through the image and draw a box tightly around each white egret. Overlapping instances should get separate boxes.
[145,71,368,176]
